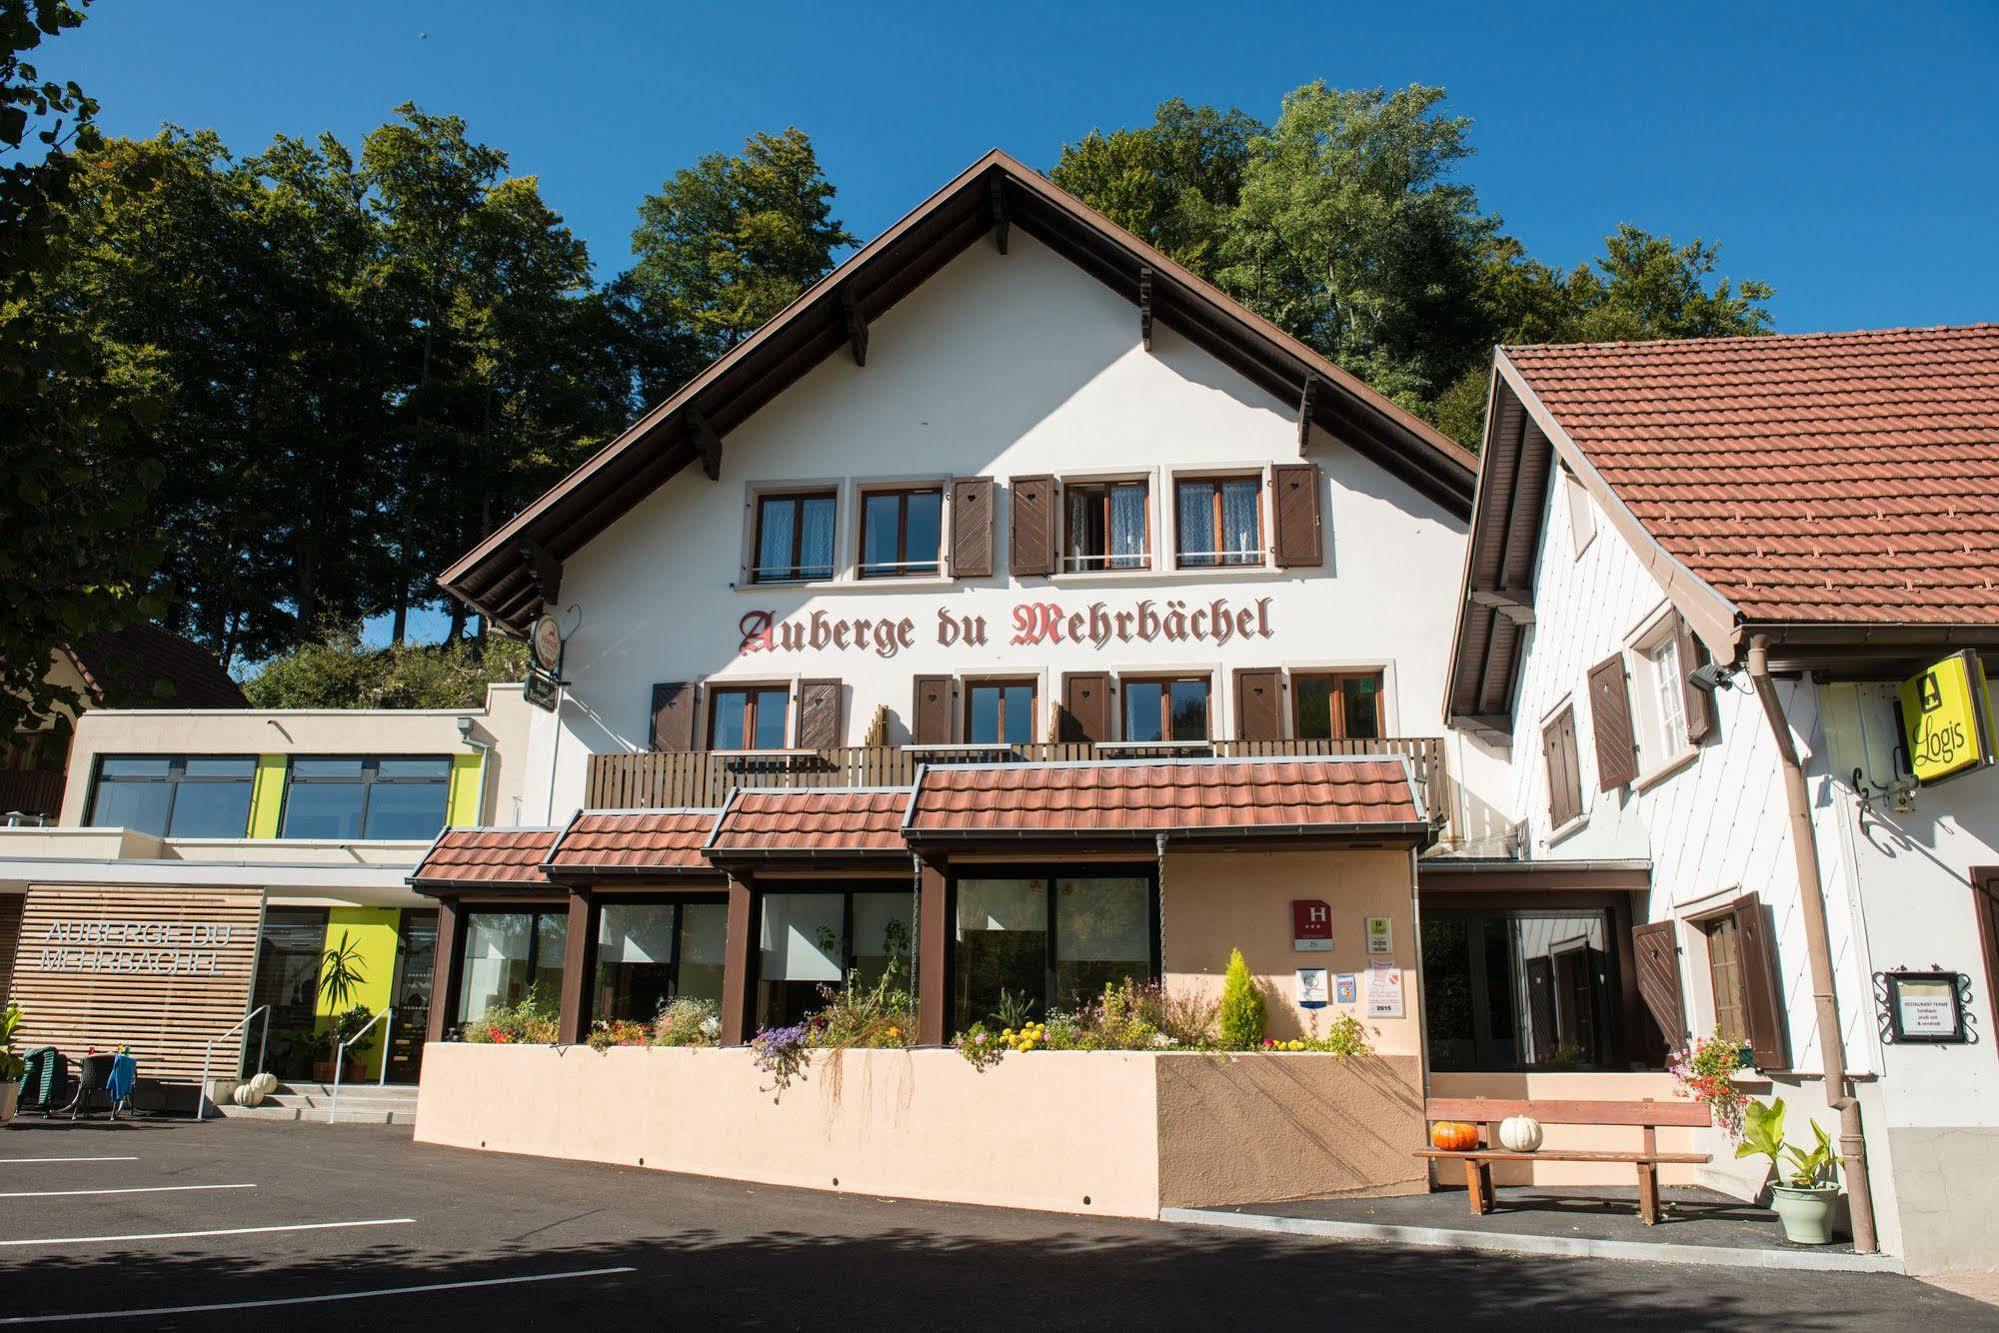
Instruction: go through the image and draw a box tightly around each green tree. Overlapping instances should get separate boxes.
[242,627,528,710]
[613,127,854,404]
[1217,948,1267,1049]
[1050,99,1263,274]
[0,0,172,736]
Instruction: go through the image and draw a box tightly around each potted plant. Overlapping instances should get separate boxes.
[1738,1097,1843,1244]
[318,931,366,1010]
[310,1007,376,1083]
[0,1003,24,1122]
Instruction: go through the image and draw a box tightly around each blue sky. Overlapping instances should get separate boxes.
[57,0,1999,645]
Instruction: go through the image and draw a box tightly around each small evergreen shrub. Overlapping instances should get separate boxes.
[1217,948,1266,1049]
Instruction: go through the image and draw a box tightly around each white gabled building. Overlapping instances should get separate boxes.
[1444,324,1999,1273]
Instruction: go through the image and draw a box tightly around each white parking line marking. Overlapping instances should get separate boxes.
[0,1266,639,1324]
[0,1183,255,1200]
[0,1157,140,1165]
[0,1217,414,1248]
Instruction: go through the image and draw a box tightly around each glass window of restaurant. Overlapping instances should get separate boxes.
[965,679,1036,745]
[859,486,943,578]
[1123,677,1210,742]
[281,756,451,840]
[89,755,257,838]
[952,873,1158,1030]
[457,909,567,1026]
[709,686,790,751]
[592,900,729,1023]
[1175,475,1262,568]
[757,889,912,1028]
[1293,672,1384,741]
[753,490,837,582]
[1421,906,1623,1071]
[1063,479,1150,571]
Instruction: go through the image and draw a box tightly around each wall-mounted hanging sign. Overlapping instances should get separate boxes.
[531,613,564,673]
[1899,649,1996,786]
[1875,969,1974,1044]
[523,667,560,713]
[1296,968,1329,1009]
[1365,916,1393,955]
[1292,899,1332,952]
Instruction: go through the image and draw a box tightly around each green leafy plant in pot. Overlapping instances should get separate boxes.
[1738,1097,1843,1244]
[0,1003,24,1122]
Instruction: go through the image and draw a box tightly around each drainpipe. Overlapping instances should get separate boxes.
[1745,634,1879,1254]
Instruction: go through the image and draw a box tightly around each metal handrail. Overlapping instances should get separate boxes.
[194,1004,270,1122]
[326,1007,392,1124]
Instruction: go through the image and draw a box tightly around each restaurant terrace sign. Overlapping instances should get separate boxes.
[740,596,1276,660]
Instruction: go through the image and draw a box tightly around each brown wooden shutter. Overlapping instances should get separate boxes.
[1060,672,1112,743]
[1233,668,1282,742]
[1631,920,1687,1044]
[651,682,700,752]
[911,675,953,744]
[1676,614,1716,744]
[948,477,995,579]
[1543,706,1581,827]
[1270,462,1323,568]
[1008,475,1056,577]
[795,679,843,751]
[1731,894,1789,1069]
[1588,654,1638,791]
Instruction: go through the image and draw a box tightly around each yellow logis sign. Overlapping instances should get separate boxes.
[1900,650,1996,785]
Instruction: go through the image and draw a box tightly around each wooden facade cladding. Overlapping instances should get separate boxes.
[651,681,700,752]
[1008,475,1056,577]
[1059,672,1112,744]
[948,476,995,578]
[586,737,1448,829]
[1631,919,1686,1044]
[1232,668,1283,742]
[1270,462,1324,568]
[1587,654,1638,791]
[8,886,263,1082]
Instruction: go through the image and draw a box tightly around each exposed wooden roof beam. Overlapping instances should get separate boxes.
[688,405,723,481]
[1470,587,1536,626]
[840,283,868,367]
[990,175,1008,254]
[1138,267,1154,351]
[1297,375,1320,448]
[518,537,563,611]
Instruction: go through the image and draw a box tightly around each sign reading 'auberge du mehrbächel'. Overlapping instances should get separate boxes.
[1900,649,1997,786]
[739,595,1276,660]
[37,918,238,976]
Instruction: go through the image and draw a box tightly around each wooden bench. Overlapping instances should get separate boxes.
[1414,1097,1712,1225]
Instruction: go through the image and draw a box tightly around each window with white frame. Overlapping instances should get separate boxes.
[1174,474,1262,568]
[1627,613,1692,776]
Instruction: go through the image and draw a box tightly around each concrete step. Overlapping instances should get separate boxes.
[214,1101,417,1124]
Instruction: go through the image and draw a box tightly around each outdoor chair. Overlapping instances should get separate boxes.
[104,1053,138,1119]
[58,1054,118,1120]
[15,1047,67,1116]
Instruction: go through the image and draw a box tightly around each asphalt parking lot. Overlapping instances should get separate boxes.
[0,1116,1993,1330]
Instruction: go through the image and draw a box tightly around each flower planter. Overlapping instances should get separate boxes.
[1770,1183,1841,1245]
[0,1081,16,1123]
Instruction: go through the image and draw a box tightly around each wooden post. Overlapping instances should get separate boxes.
[917,858,950,1046]
[1638,1123,1660,1224]
[721,875,756,1045]
[557,889,595,1045]
[427,898,464,1044]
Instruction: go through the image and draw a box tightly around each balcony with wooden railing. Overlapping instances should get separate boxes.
[586,737,1450,832]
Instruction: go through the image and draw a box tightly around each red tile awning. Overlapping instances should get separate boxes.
[544,808,721,878]
[903,758,1429,844]
[705,787,913,862]
[408,827,561,893]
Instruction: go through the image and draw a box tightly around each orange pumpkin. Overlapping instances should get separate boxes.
[1430,1121,1481,1152]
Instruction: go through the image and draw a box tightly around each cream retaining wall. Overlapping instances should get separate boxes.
[416,1044,1425,1217]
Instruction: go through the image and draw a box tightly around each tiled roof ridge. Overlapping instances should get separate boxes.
[1505,322,1999,356]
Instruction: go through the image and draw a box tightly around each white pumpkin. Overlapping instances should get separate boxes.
[253,1072,278,1096]
[232,1080,264,1108]
[1497,1115,1544,1152]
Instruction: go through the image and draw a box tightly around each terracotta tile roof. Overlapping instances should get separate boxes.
[904,758,1425,838]
[410,827,560,888]
[706,787,912,858]
[1506,324,1999,625]
[545,809,720,875]
[65,624,247,709]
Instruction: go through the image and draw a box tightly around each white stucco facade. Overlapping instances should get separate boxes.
[517,233,1501,828]
[1475,450,1999,1272]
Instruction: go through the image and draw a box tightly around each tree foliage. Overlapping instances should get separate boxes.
[612,128,854,405]
[242,627,528,711]
[0,0,170,738]
[1054,82,1775,448]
